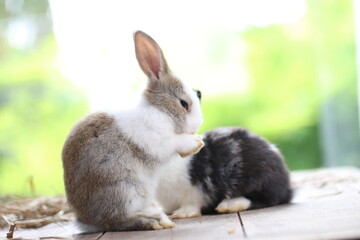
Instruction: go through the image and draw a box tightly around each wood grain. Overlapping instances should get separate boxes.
[240,195,360,239]
[10,222,82,239]
[170,213,245,240]
[101,228,172,240]
[100,214,244,240]
[0,221,99,240]
[1,167,359,240]
[75,232,104,240]
[240,167,360,239]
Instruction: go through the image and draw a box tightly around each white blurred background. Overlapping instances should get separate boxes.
[49,0,306,111]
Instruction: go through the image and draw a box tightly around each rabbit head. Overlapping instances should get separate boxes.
[134,31,203,135]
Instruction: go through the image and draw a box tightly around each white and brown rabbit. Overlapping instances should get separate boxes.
[157,127,292,218]
[62,31,204,231]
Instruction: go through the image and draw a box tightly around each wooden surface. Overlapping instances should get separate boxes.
[1,167,360,240]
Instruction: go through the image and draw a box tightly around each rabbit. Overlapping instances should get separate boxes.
[61,31,205,231]
[157,127,292,219]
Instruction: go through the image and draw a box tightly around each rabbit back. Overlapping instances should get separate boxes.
[189,127,292,213]
[62,112,158,230]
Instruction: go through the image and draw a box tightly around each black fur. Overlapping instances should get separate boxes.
[189,127,292,213]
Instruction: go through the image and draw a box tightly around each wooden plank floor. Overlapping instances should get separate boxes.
[1,167,360,240]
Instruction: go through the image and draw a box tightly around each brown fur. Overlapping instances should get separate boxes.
[62,112,158,230]
[62,112,116,212]
[144,73,193,134]
[179,135,204,158]
[62,112,115,183]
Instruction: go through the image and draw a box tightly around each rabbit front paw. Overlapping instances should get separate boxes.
[159,217,176,228]
[133,206,176,229]
[170,205,202,219]
[147,218,175,230]
[178,134,204,158]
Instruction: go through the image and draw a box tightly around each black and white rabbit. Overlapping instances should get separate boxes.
[157,127,292,218]
[62,31,204,231]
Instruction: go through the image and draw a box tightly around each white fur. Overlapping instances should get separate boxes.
[75,219,102,233]
[171,205,201,219]
[132,202,175,229]
[114,82,203,223]
[215,197,251,213]
[212,127,234,135]
[115,97,202,163]
[183,83,203,134]
[156,155,207,217]
[269,144,281,154]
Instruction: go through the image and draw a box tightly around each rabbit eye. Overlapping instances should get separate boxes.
[193,89,201,100]
[180,99,189,111]
[196,90,201,100]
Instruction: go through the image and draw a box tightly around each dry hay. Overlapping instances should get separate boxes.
[0,195,75,230]
[291,167,360,201]
[291,167,360,188]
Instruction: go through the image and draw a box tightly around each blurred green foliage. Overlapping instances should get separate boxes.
[199,0,357,170]
[0,0,357,195]
[308,0,360,167]
[0,36,88,195]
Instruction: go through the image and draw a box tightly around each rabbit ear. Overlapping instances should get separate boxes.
[134,31,169,79]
